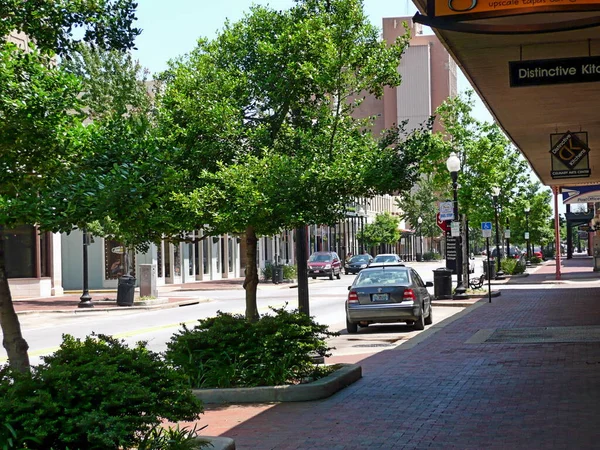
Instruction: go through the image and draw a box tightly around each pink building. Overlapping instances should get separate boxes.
[357,17,458,136]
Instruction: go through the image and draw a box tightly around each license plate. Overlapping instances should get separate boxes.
[371,293,388,302]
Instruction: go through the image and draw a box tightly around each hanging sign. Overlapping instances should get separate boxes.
[509,56,600,88]
[550,131,591,179]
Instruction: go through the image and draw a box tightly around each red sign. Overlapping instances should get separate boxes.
[436,212,449,232]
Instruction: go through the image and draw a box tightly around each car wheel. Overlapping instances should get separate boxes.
[414,306,425,331]
[312,276,316,280]
[345,271,349,275]
[358,322,369,328]
[336,270,341,280]
[329,271,334,280]
[346,317,358,334]
[424,304,433,325]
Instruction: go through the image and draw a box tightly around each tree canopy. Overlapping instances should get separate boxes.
[154,0,427,319]
[0,1,143,372]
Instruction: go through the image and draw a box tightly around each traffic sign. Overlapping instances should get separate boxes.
[439,202,454,221]
[481,222,492,238]
[451,221,460,237]
[436,212,449,232]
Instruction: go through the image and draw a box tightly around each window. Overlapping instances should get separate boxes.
[157,242,163,277]
[104,239,126,280]
[411,270,425,288]
[2,225,36,278]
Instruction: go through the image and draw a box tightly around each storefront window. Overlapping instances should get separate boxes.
[228,237,234,273]
[164,243,171,278]
[157,241,163,278]
[39,232,51,277]
[104,239,126,280]
[173,244,181,277]
[194,240,200,276]
[202,238,209,275]
[2,225,36,278]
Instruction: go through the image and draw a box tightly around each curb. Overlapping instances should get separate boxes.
[192,363,362,404]
[15,298,210,316]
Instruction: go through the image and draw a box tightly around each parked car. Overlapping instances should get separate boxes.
[344,254,373,275]
[345,264,433,333]
[369,253,403,265]
[490,246,522,259]
[532,246,544,259]
[307,251,342,280]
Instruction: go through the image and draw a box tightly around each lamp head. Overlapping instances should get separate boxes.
[524,206,530,214]
[417,217,423,224]
[446,152,461,173]
[491,186,501,197]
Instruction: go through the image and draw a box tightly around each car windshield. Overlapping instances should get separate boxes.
[373,255,396,262]
[354,269,409,286]
[350,255,370,263]
[309,254,331,262]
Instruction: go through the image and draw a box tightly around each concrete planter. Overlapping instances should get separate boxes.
[193,363,362,404]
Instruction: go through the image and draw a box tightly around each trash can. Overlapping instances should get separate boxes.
[416,253,423,262]
[272,266,284,284]
[433,268,453,299]
[483,260,496,280]
[116,275,136,306]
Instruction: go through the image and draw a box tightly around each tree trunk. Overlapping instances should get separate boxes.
[0,228,30,373]
[243,226,259,321]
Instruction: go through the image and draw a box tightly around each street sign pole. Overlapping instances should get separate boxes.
[486,237,492,303]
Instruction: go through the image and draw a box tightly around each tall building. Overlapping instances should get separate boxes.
[356,17,458,137]
[349,17,458,257]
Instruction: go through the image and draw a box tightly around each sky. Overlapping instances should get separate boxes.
[131,0,492,123]
[129,1,563,212]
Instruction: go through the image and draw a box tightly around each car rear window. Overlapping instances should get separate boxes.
[309,254,331,262]
[373,255,396,262]
[354,269,408,286]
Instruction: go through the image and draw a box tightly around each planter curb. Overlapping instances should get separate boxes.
[193,363,362,404]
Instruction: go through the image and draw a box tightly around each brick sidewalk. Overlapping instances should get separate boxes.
[187,256,600,449]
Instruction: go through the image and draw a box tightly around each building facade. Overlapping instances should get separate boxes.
[61,231,241,291]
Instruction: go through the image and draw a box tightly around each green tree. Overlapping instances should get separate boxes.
[395,174,442,246]
[0,2,141,372]
[154,0,426,320]
[358,212,401,251]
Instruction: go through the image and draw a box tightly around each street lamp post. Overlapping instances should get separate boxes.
[78,229,94,308]
[492,187,505,279]
[505,217,510,260]
[446,152,467,299]
[417,216,423,261]
[524,206,531,266]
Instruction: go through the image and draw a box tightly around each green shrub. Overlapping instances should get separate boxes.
[501,258,526,275]
[282,264,297,280]
[165,307,338,389]
[261,263,273,280]
[530,256,542,264]
[423,251,442,261]
[0,334,203,450]
[137,424,209,450]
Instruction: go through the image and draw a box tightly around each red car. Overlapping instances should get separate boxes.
[307,251,343,280]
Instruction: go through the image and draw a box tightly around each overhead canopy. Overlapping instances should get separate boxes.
[410,2,600,188]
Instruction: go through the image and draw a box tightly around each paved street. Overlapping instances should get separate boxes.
[4,260,469,365]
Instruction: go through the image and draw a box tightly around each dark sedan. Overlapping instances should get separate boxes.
[344,254,373,275]
[345,264,433,333]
